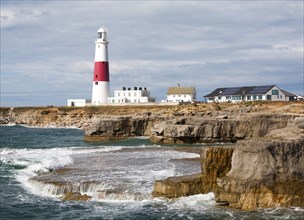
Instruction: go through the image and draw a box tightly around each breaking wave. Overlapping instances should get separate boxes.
[0,145,199,202]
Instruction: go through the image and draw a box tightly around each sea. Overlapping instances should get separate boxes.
[1,125,303,220]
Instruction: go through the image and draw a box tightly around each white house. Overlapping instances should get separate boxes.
[166,86,196,103]
[204,85,296,103]
[281,90,297,101]
[67,99,91,107]
[108,87,155,104]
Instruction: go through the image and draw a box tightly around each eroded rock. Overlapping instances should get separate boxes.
[216,138,304,210]
[152,146,234,198]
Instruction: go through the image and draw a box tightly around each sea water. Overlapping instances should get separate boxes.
[0,125,303,220]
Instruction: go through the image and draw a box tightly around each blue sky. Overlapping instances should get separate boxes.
[1,0,303,106]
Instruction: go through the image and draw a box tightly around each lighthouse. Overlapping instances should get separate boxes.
[91,27,110,105]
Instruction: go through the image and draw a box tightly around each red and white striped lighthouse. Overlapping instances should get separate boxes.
[91,27,110,105]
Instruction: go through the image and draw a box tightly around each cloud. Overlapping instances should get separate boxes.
[1,7,44,28]
[1,1,303,106]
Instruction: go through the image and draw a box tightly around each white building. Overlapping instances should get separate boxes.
[108,87,155,104]
[67,99,91,107]
[204,85,296,103]
[166,86,196,103]
[281,90,298,101]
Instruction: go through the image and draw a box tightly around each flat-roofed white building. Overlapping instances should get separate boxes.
[204,85,296,103]
[67,99,91,107]
[166,86,196,103]
[108,87,155,104]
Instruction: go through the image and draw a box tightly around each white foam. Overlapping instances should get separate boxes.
[130,136,150,140]
[0,146,121,197]
[0,123,16,126]
[1,145,200,201]
[80,182,114,195]
[164,193,215,211]
[294,207,304,212]
[92,191,152,202]
[18,124,82,129]
[70,146,122,154]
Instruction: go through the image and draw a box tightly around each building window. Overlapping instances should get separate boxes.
[184,95,186,97]
[232,96,241,100]
[95,82,98,85]
[258,95,263,100]
[247,96,251,100]
[95,75,98,78]
[272,90,279,95]
[253,95,257,100]
[218,96,222,100]
[118,93,120,97]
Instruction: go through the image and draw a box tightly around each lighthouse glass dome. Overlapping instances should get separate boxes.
[97,27,107,40]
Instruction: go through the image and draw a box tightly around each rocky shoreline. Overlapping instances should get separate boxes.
[1,102,303,210]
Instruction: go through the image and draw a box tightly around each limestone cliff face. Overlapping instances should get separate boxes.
[216,138,304,210]
[0,107,91,128]
[84,116,160,141]
[150,114,293,144]
[152,138,304,210]
[152,146,234,198]
[2,103,304,210]
[1,104,302,144]
[152,116,304,210]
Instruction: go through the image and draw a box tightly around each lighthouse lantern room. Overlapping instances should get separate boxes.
[91,27,110,105]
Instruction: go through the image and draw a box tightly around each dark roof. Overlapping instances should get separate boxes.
[281,90,297,97]
[167,86,196,95]
[204,85,276,97]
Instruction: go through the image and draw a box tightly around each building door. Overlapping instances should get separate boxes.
[267,95,271,100]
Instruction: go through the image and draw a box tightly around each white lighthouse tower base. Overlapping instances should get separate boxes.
[92,81,110,105]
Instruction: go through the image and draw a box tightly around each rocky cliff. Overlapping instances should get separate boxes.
[152,146,234,198]
[150,114,294,144]
[152,115,304,210]
[83,116,160,141]
[217,138,304,210]
[1,102,304,210]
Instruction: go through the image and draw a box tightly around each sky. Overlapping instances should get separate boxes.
[1,0,303,107]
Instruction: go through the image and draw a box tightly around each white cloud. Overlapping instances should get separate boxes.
[1,0,303,106]
[0,7,43,28]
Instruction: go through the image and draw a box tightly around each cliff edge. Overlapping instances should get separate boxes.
[1,102,304,210]
[152,115,304,210]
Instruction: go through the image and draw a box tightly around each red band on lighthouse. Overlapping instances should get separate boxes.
[93,62,109,81]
